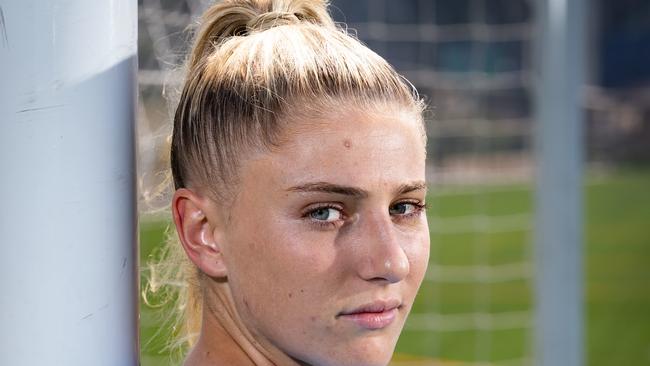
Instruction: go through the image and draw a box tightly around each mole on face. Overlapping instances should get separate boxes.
[343,139,352,149]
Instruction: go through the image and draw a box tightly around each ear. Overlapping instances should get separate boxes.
[172,188,228,278]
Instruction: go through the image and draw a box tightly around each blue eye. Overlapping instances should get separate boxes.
[389,202,420,216]
[309,207,342,222]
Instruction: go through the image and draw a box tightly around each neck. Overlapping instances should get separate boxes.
[184,280,303,366]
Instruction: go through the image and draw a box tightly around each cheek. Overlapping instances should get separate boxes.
[225,219,347,359]
[405,226,431,286]
[229,218,336,282]
[225,213,340,316]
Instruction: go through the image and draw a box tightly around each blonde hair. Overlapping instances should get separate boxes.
[146,0,425,354]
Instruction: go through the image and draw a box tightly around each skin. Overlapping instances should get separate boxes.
[173,104,430,366]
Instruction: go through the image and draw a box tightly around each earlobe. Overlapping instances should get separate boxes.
[172,188,229,278]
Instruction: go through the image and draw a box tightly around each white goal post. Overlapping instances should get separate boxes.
[534,0,585,365]
[0,1,139,365]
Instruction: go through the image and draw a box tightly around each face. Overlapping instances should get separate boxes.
[219,105,430,366]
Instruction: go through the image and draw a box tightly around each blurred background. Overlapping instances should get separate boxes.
[137,0,650,365]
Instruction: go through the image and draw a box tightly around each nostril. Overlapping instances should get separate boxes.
[368,277,390,283]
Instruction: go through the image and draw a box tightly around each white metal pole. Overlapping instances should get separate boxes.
[0,1,139,365]
[534,0,585,365]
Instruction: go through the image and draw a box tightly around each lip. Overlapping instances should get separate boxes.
[338,299,402,330]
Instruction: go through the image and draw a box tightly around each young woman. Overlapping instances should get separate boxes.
[161,0,430,364]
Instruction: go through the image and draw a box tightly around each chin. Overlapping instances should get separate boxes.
[340,352,394,366]
[338,334,399,366]
[297,334,398,366]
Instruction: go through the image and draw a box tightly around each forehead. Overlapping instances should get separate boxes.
[244,107,426,192]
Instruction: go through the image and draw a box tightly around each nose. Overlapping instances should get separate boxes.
[354,212,410,284]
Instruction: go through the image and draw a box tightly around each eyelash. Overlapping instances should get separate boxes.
[302,203,346,229]
[302,201,427,229]
[392,201,428,222]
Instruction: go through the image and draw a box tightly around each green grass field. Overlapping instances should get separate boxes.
[140,169,650,365]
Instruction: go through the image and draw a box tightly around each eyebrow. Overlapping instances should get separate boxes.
[396,181,428,195]
[286,181,427,197]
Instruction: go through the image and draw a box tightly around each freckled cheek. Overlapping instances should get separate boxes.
[234,229,334,295]
[231,217,295,265]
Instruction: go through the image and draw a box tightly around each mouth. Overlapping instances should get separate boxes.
[337,299,402,330]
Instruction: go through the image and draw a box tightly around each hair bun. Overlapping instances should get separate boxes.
[189,0,334,69]
[249,11,300,31]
